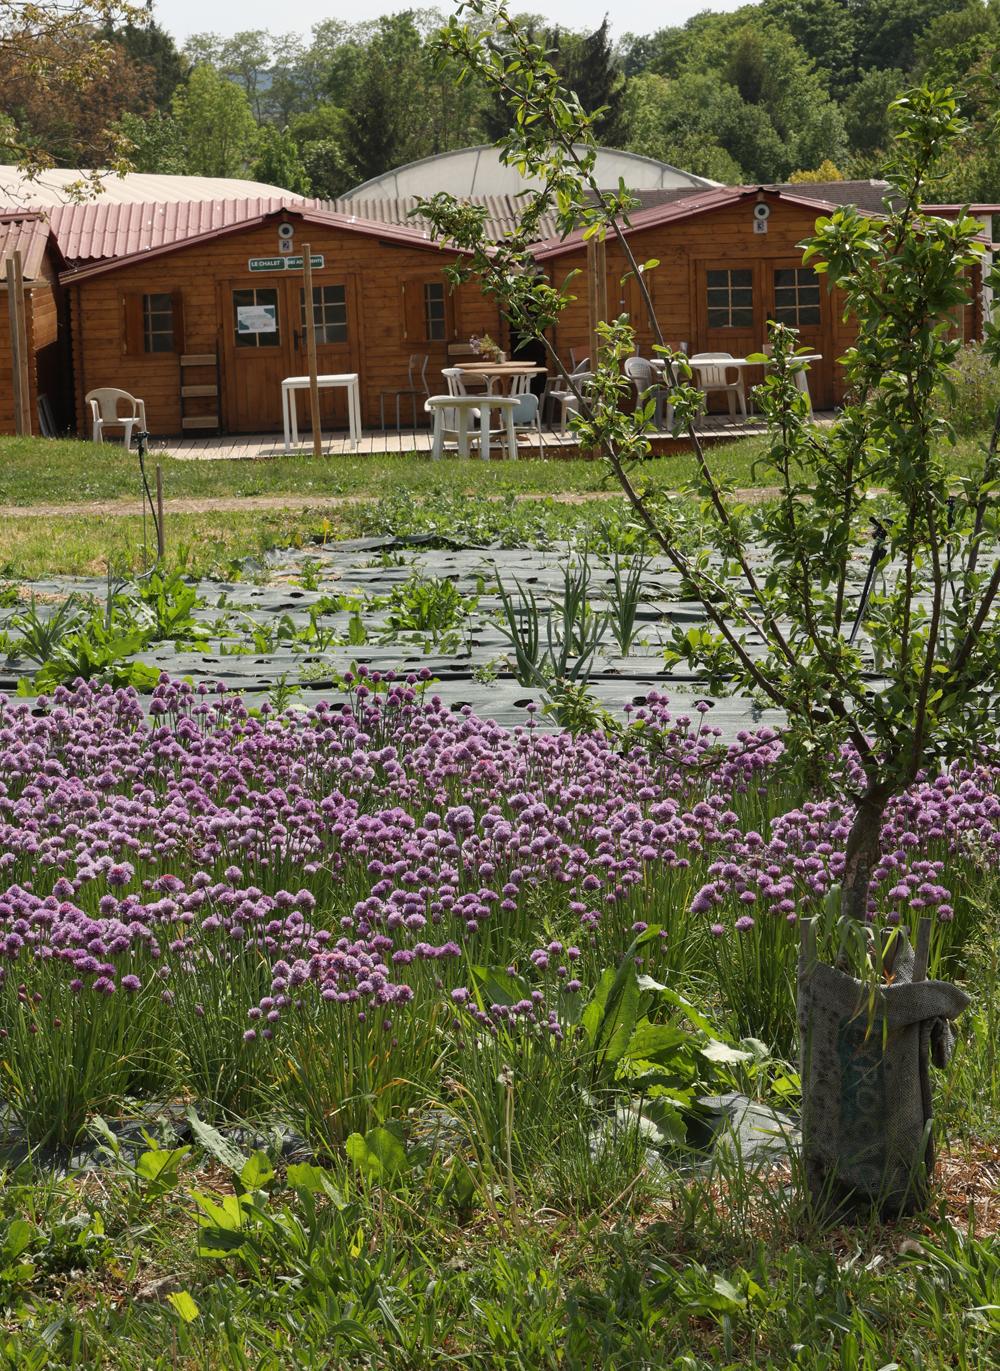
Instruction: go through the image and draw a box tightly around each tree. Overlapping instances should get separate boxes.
[841,67,907,158]
[114,108,187,173]
[556,18,625,146]
[419,2,993,1212]
[111,12,186,110]
[170,64,259,177]
[0,0,148,177]
[253,124,311,194]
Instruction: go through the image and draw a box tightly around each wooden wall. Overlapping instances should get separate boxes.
[0,255,64,436]
[538,195,985,412]
[69,218,500,435]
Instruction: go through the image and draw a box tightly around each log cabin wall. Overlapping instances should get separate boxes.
[0,270,62,436]
[67,215,498,435]
[538,194,985,412]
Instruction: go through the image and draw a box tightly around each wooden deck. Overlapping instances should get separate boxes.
[150,413,834,462]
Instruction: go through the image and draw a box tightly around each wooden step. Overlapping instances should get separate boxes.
[181,415,220,430]
[181,353,217,367]
[181,384,218,398]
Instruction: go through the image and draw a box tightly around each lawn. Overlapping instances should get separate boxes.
[0,434,762,507]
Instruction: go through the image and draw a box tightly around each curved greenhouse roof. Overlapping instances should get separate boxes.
[342,145,717,201]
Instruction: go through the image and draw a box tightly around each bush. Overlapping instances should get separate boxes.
[940,343,1000,436]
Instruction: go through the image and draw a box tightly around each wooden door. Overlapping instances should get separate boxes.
[695,261,764,410]
[765,260,834,410]
[223,281,290,432]
[283,276,358,431]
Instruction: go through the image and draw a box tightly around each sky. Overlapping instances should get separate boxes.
[156,0,749,46]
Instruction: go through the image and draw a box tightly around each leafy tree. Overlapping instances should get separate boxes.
[553,18,625,145]
[622,73,744,181]
[841,67,907,158]
[170,64,260,177]
[111,13,187,110]
[0,0,149,176]
[787,157,845,182]
[417,0,997,1208]
[252,124,311,194]
[114,109,187,173]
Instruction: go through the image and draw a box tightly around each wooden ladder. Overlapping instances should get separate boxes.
[179,352,221,433]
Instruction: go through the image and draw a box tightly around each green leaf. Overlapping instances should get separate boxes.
[136,1147,188,1188]
[239,1150,275,1193]
[185,1108,247,1175]
[699,1039,753,1065]
[4,1220,34,1261]
[166,1290,200,1322]
[623,1020,688,1066]
[346,1124,409,1182]
[471,965,529,1007]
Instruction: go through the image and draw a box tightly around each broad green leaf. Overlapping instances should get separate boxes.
[166,1290,200,1322]
[699,1039,753,1065]
[185,1108,247,1175]
[4,1219,34,1260]
[239,1150,275,1192]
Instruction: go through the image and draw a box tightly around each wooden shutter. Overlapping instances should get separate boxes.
[401,280,424,342]
[122,292,143,355]
[171,290,185,353]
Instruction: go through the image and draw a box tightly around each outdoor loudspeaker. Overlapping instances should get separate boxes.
[277,223,295,240]
[753,203,771,221]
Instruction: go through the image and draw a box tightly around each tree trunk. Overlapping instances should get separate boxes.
[839,785,892,924]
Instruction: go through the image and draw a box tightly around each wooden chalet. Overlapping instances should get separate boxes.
[0,212,68,434]
[60,205,498,436]
[531,185,994,412]
[1,178,996,440]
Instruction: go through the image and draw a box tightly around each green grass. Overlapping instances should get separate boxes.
[0,435,760,507]
[1,429,996,509]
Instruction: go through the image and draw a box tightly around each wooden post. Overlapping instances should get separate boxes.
[5,250,31,436]
[155,463,165,560]
[586,236,608,372]
[301,242,323,458]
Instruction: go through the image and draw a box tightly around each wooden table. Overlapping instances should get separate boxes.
[455,363,548,394]
[281,373,361,453]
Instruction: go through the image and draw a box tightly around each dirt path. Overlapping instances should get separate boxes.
[0,487,782,520]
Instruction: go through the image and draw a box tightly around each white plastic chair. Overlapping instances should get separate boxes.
[509,391,544,456]
[688,353,748,419]
[624,357,671,430]
[426,394,482,459]
[86,388,147,447]
[379,354,429,431]
[547,368,594,433]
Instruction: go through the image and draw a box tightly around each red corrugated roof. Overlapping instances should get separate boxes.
[49,196,455,272]
[57,201,463,283]
[530,184,996,259]
[0,211,61,279]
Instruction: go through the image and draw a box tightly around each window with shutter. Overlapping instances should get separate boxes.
[402,278,453,342]
[122,291,184,354]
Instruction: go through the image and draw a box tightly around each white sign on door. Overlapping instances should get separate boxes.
[236,304,277,333]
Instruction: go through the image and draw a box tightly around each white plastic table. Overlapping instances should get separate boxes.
[281,373,361,453]
[426,394,521,460]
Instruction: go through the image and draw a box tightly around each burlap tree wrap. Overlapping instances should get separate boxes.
[798,925,969,1215]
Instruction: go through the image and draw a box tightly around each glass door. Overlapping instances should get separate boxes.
[224,284,291,432]
[767,262,832,409]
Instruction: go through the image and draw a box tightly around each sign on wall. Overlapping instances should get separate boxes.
[248,255,325,272]
[236,304,278,334]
